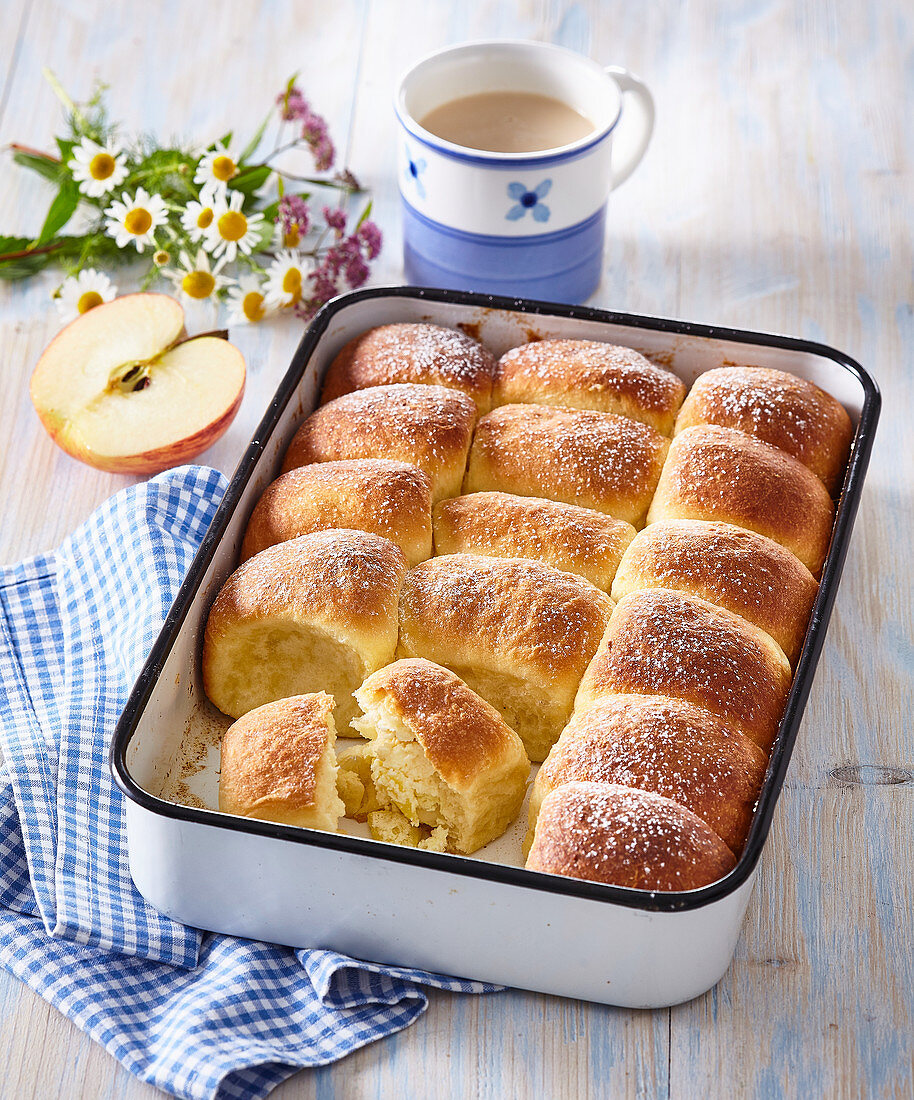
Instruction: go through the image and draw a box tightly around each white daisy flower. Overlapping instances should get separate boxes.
[180,199,217,243]
[55,268,117,322]
[226,275,272,325]
[103,188,168,252]
[194,141,239,196]
[69,137,128,198]
[204,190,265,263]
[263,250,310,308]
[161,248,233,301]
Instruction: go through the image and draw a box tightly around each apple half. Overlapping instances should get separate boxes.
[30,292,246,474]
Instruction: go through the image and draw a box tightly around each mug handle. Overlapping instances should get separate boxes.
[604,66,655,190]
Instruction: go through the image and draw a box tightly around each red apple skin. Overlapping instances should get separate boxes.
[38,381,246,475]
[30,294,246,475]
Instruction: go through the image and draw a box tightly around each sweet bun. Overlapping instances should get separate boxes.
[319,322,496,413]
[611,519,818,665]
[433,492,636,592]
[240,459,433,566]
[492,338,686,435]
[575,588,792,754]
[281,383,477,502]
[397,554,614,762]
[525,782,737,891]
[527,695,768,857]
[219,692,344,831]
[464,404,669,527]
[646,424,834,573]
[202,529,406,729]
[674,366,853,493]
[350,659,530,854]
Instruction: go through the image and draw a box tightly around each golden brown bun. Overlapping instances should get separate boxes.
[493,338,686,435]
[674,366,853,493]
[281,383,477,503]
[219,693,344,831]
[611,519,818,665]
[240,459,433,566]
[319,322,496,413]
[575,588,792,753]
[433,492,636,592]
[528,695,768,857]
[352,659,530,854]
[397,554,614,762]
[525,781,737,891]
[464,404,669,527]
[202,529,406,728]
[646,425,834,574]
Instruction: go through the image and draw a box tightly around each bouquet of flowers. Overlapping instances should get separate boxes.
[1,71,382,324]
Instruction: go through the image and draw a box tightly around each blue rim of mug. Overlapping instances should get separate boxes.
[395,39,623,167]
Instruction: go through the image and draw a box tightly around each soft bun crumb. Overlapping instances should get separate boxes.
[352,658,530,854]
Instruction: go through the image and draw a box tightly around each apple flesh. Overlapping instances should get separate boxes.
[30,292,246,475]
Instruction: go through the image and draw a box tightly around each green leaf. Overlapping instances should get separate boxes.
[12,149,64,184]
[217,131,233,150]
[259,199,281,225]
[0,236,59,280]
[55,137,76,164]
[231,164,271,197]
[37,179,81,245]
[356,200,373,229]
[238,108,273,165]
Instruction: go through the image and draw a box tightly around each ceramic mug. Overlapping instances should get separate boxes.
[395,39,654,303]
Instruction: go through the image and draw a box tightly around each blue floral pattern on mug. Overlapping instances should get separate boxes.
[405,146,427,200]
[506,179,552,222]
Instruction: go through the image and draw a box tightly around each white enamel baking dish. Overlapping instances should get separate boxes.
[111,286,880,1008]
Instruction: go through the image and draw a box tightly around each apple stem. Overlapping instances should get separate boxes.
[172,329,230,345]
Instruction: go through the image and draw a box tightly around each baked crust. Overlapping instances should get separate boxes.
[525,781,737,891]
[320,322,496,413]
[241,458,433,566]
[433,491,636,592]
[611,519,818,664]
[574,588,792,753]
[529,694,768,856]
[219,692,344,831]
[464,403,669,527]
[397,553,614,761]
[493,338,686,435]
[646,424,834,573]
[675,366,853,493]
[281,383,477,502]
[356,658,529,788]
[203,529,406,726]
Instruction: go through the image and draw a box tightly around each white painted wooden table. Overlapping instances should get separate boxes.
[0,2,911,1097]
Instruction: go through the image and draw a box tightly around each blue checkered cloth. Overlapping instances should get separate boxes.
[0,466,494,1099]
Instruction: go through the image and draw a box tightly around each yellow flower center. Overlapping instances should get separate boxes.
[212,155,237,181]
[196,207,214,229]
[89,153,116,180]
[283,226,301,248]
[77,290,104,314]
[124,208,153,235]
[242,291,265,322]
[181,271,216,299]
[217,210,248,241]
[282,267,302,298]
[153,250,170,266]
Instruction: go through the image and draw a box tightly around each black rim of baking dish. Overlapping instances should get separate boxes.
[110,284,881,915]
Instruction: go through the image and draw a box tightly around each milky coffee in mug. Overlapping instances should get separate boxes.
[395,40,655,302]
[419,91,595,154]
